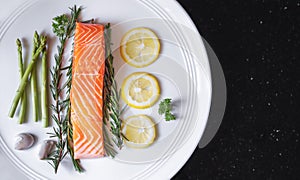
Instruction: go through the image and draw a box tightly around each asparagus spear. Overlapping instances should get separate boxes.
[31,31,40,122]
[8,36,47,118]
[16,39,27,124]
[41,45,49,127]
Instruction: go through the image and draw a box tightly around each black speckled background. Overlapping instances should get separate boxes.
[174,0,300,179]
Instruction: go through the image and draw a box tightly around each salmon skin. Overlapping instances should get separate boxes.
[71,22,105,159]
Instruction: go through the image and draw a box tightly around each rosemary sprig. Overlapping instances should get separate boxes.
[103,24,123,150]
[48,5,83,173]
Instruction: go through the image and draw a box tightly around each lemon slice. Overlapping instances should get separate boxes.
[120,27,160,68]
[122,115,156,148]
[121,72,160,109]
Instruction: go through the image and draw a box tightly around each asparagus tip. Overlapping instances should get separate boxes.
[16,39,21,46]
[34,31,40,45]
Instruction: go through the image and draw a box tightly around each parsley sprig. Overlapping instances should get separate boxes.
[158,98,176,121]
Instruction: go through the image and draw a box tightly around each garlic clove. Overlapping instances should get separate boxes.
[39,140,56,160]
[14,133,35,150]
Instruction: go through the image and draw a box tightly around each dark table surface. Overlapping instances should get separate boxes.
[174,0,299,179]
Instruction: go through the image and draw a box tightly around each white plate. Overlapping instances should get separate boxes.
[0,0,212,179]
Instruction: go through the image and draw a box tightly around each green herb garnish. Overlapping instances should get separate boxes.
[158,98,176,121]
[103,23,124,151]
[47,5,83,173]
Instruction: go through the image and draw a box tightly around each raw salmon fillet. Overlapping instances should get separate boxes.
[70,22,105,159]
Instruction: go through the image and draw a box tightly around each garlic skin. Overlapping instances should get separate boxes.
[14,133,35,150]
[39,140,56,160]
